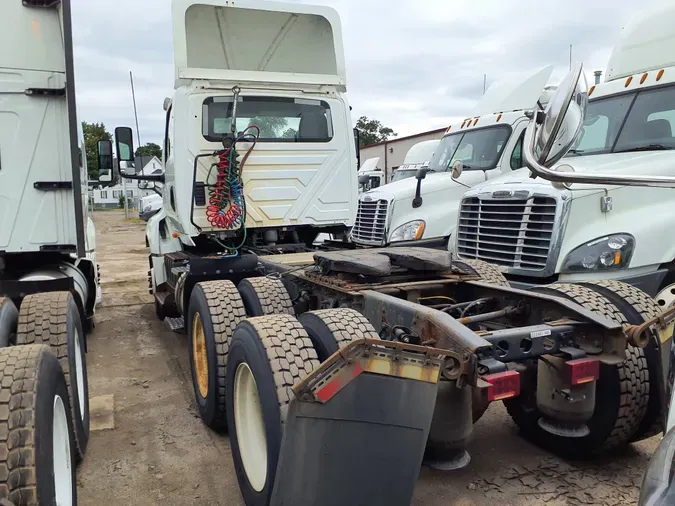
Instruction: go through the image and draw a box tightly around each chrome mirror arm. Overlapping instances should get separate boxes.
[523,119,675,188]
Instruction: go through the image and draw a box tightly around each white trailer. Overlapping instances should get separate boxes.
[0,0,94,503]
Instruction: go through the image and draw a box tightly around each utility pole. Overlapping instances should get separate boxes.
[569,44,572,70]
[126,71,144,219]
[483,74,487,94]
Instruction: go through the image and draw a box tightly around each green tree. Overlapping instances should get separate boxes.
[82,122,112,180]
[282,128,298,139]
[135,142,163,160]
[355,116,397,147]
[249,117,288,138]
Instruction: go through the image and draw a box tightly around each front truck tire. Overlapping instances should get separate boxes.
[187,281,246,431]
[226,315,319,506]
[0,345,77,506]
[504,283,649,458]
[16,292,89,463]
[454,258,510,423]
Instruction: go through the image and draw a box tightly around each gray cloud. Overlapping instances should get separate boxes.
[71,0,667,144]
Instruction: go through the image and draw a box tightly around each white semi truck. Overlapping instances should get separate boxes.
[0,0,94,503]
[351,66,556,249]
[357,139,440,193]
[455,5,675,305]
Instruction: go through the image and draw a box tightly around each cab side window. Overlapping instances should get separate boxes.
[510,132,525,170]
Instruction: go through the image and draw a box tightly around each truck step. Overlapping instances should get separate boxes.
[165,317,185,333]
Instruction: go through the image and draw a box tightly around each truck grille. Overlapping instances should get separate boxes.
[457,196,557,271]
[351,199,389,245]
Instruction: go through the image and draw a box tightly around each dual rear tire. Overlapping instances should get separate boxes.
[504,281,660,458]
[0,291,90,505]
[186,277,378,505]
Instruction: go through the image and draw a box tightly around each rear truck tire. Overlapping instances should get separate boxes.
[579,280,664,442]
[453,259,509,423]
[0,298,18,347]
[0,345,77,506]
[297,308,380,361]
[16,292,90,463]
[237,277,294,317]
[226,314,319,506]
[504,282,648,457]
[187,281,246,431]
[454,258,510,287]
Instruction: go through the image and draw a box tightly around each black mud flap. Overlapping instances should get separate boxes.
[270,340,452,506]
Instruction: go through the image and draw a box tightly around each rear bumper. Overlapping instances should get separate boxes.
[507,267,668,297]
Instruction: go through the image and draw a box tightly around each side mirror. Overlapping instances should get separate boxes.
[413,167,431,208]
[115,127,136,176]
[534,64,587,167]
[163,97,172,112]
[451,160,463,179]
[415,166,431,180]
[639,425,675,505]
[358,174,370,186]
[97,140,113,182]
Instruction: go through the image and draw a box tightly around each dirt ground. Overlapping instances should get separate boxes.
[78,210,659,506]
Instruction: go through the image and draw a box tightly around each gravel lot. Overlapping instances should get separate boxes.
[78,211,659,505]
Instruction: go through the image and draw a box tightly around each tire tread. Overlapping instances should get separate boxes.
[456,259,509,287]
[196,280,246,426]
[245,314,319,422]
[240,277,294,316]
[0,344,51,505]
[16,292,86,459]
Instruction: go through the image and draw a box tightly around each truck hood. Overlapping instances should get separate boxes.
[361,171,469,201]
[473,151,675,192]
[172,0,346,89]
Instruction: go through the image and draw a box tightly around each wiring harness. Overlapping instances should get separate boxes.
[205,125,260,251]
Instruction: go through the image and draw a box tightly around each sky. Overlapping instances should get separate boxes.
[71,0,667,146]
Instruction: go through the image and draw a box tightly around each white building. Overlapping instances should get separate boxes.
[90,156,163,208]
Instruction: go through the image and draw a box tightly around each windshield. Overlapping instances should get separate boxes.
[568,85,675,156]
[202,96,333,143]
[391,169,417,182]
[428,126,511,172]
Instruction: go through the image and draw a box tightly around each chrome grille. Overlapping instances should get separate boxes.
[457,196,557,271]
[351,199,389,245]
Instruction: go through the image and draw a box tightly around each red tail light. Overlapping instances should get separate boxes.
[565,358,600,386]
[482,370,520,402]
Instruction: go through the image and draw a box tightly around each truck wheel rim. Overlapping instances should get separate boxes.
[74,328,85,420]
[234,362,267,492]
[192,313,209,398]
[53,394,73,506]
[656,283,675,309]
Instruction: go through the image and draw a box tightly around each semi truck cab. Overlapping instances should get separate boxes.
[351,65,556,249]
[454,4,675,308]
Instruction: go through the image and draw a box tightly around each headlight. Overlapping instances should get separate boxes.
[561,234,634,273]
[143,205,152,212]
[390,220,425,242]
